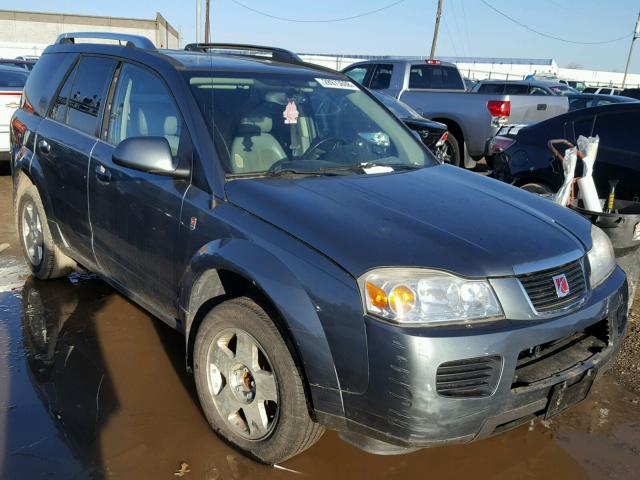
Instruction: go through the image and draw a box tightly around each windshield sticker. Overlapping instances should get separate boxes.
[315,78,359,90]
[283,99,299,124]
[363,165,394,175]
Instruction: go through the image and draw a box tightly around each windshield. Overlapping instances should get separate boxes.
[549,84,578,95]
[370,90,422,119]
[185,72,432,176]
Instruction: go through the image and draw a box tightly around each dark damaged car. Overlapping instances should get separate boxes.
[10,34,628,464]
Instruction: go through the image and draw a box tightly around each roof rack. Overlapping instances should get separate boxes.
[183,43,302,64]
[55,32,155,49]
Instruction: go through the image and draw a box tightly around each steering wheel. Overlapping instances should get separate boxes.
[301,137,346,160]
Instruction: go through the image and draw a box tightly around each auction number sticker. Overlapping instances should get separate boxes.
[315,78,359,90]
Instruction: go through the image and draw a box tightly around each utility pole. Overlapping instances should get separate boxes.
[196,0,201,42]
[205,0,211,43]
[622,11,640,88]
[430,0,443,59]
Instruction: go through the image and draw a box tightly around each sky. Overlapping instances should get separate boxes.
[12,0,640,73]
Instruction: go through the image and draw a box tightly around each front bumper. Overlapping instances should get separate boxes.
[329,266,628,452]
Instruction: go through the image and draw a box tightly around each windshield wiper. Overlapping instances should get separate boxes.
[264,162,424,177]
[319,162,424,174]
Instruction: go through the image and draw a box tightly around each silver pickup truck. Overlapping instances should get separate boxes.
[343,59,568,167]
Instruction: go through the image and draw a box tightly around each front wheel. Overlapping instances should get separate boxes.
[434,131,461,167]
[193,297,324,464]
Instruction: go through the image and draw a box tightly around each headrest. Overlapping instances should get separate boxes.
[164,116,178,136]
[239,115,272,134]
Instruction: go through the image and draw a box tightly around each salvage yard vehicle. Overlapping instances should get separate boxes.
[0,65,28,162]
[369,90,452,165]
[343,59,569,168]
[566,93,636,111]
[492,103,640,200]
[11,33,628,464]
[473,79,579,96]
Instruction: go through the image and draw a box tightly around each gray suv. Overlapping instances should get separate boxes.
[10,33,628,464]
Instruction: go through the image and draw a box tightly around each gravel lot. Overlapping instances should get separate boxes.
[613,296,640,393]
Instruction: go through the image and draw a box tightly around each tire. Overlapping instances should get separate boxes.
[193,297,324,464]
[14,176,75,279]
[520,182,553,196]
[436,131,461,167]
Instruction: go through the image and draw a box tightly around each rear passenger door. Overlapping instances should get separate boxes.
[89,62,192,316]
[36,55,117,266]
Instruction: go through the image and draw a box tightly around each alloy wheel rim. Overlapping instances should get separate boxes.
[206,328,279,441]
[21,201,43,267]
[437,141,453,164]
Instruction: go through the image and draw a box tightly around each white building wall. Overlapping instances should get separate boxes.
[0,10,179,58]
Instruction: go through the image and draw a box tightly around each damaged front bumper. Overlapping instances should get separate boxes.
[319,266,628,455]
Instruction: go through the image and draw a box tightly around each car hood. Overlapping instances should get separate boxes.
[225,165,592,278]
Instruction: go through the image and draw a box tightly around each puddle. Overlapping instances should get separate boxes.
[1,173,639,479]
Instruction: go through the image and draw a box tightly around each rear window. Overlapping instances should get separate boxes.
[22,53,77,116]
[477,83,505,94]
[0,69,27,88]
[409,65,464,90]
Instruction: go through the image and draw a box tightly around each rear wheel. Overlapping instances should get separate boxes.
[15,178,75,279]
[193,297,324,464]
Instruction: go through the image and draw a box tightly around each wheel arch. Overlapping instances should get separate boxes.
[179,238,345,418]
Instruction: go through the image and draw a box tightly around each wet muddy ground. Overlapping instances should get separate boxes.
[1,170,640,479]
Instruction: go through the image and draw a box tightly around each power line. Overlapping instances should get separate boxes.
[480,0,632,45]
[228,0,405,23]
[442,17,460,58]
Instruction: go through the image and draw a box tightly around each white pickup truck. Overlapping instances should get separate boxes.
[0,66,28,162]
[343,59,569,167]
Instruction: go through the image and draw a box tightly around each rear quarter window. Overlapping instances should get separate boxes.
[22,53,77,117]
[409,65,464,90]
[593,111,640,151]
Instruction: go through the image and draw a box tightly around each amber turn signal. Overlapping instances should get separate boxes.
[365,281,388,309]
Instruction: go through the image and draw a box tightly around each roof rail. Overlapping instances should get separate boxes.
[184,43,302,64]
[55,32,156,49]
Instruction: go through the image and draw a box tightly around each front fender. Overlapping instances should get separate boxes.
[179,238,346,417]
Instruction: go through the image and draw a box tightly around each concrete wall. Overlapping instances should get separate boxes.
[0,9,179,58]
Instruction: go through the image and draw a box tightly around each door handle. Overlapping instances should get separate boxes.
[95,164,111,183]
[38,139,51,154]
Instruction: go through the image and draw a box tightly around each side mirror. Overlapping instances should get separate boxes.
[112,136,188,178]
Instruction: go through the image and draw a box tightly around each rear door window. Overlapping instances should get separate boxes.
[368,64,394,90]
[66,56,117,136]
[49,63,78,123]
[409,65,464,90]
[107,63,183,156]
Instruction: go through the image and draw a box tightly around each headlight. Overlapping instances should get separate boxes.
[587,224,615,288]
[361,269,503,326]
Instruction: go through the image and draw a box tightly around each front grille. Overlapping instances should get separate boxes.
[436,356,502,398]
[517,259,587,314]
[512,319,609,388]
